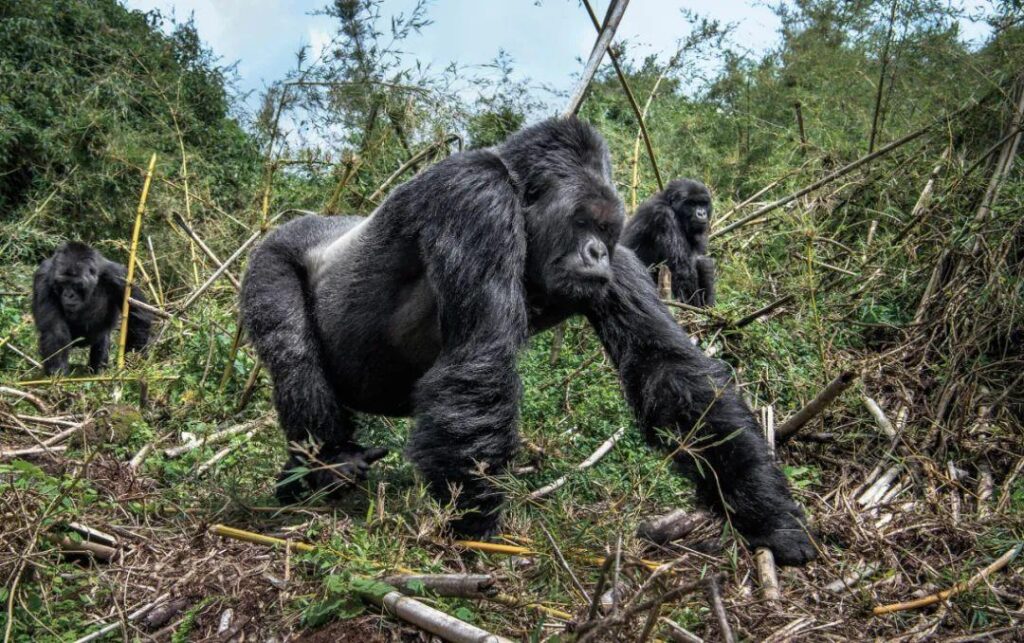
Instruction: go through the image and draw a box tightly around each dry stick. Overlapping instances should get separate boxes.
[755,547,781,604]
[971,75,1024,253]
[540,524,591,602]
[355,579,514,643]
[380,574,495,599]
[582,0,662,190]
[46,535,117,563]
[0,386,51,414]
[4,342,43,369]
[367,135,461,203]
[706,575,735,643]
[18,374,176,387]
[775,371,858,443]
[527,426,627,500]
[71,593,170,643]
[825,562,881,593]
[118,153,156,369]
[563,0,630,116]
[863,396,896,439]
[195,428,258,477]
[873,543,1022,616]
[636,509,709,545]
[710,121,934,240]
[172,213,241,290]
[177,230,262,311]
[0,445,67,460]
[661,617,704,643]
[164,418,268,458]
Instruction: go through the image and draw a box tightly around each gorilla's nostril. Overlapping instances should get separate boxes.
[584,239,607,264]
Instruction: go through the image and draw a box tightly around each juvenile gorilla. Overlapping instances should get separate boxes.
[622,179,716,307]
[32,242,152,374]
[242,118,815,565]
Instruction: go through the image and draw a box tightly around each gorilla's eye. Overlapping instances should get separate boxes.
[574,218,587,228]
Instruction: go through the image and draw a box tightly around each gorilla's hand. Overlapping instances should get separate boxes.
[745,514,818,566]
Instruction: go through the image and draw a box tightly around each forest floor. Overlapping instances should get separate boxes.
[2,290,1022,642]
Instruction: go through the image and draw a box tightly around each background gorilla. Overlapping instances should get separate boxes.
[32,242,152,374]
[242,118,815,565]
[622,178,716,307]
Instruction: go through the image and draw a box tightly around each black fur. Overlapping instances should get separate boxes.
[241,118,815,565]
[32,242,152,375]
[622,178,716,307]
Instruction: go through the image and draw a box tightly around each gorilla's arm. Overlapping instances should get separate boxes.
[586,249,815,565]
[406,154,528,537]
[99,259,153,352]
[31,259,72,375]
[695,256,716,308]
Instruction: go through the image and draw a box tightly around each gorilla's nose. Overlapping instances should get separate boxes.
[582,238,608,267]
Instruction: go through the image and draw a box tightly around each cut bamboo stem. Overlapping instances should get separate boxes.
[72,593,170,643]
[563,0,630,117]
[527,426,626,500]
[379,574,496,599]
[164,418,268,458]
[872,543,1022,615]
[775,372,858,443]
[863,396,896,438]
[755,547,781,604]
[117,153,156,369]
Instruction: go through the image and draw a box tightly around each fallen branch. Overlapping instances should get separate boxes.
[72,593,170,643]
[527,426,627,500]
[0,445,67,460]
[164,417,268,458]
[636,509,709,545]
[354,578,514,643]
[873,543,1022,615]
[775,372,858,443]
[380,574,496,599]
[863,396,896,438]
[46,535,117,563]
[0,386,51,414]
[706,575,735,643]
[195,427,257,477]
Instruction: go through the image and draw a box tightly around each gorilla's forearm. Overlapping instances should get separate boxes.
[587,250,814,565]
[696,256,716,308]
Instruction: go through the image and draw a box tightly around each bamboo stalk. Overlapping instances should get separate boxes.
[873,544,1022,615]
[172,213,241,290]
[17,374,176,387]
[755,547,781,603]
[563,0,630,117]
[118,153,156,369]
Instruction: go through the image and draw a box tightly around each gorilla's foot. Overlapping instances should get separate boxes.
[275,445,388,503]
[745,518,818,566]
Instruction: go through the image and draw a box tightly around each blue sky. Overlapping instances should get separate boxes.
[120,0,993,114]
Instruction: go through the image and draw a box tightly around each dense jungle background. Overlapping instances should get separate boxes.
[1,0,1023,640]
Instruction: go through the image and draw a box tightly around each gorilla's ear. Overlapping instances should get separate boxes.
[523,175,555,207]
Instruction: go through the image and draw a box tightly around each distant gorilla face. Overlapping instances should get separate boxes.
[525,178,624,303]
[52,247,100,315]
[665,179,712,238]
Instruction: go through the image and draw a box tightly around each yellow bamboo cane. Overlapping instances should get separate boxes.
[118,153,157,369]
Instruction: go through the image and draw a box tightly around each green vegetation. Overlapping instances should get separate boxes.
[1,0,1022,640]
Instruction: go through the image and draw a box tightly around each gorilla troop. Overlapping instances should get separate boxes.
[242,118,815,565]
[623,179,716,307]
[32,242,152,374]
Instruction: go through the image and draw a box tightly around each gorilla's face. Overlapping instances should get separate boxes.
[525,179,624,303]
[666,179,712,239]
[52,251,100,315]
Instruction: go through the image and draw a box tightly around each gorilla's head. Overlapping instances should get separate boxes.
[664,178,712,239]
[50,242,102,315]
[499,118,624,304]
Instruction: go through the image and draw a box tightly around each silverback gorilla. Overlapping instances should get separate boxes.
[241,118,816,565]
[622,179,716,307]
[32,242,152,374]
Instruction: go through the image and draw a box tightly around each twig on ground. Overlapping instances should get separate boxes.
[707,575,735,643]
[71,593,170,643]
[863,396,896,438]
[164,417,268,458]
[0,445,67,460]
[540,524,591,602]
[0,386,51,414]
[872,543,1022,615]
[527,426,626,500]
[379,574,496,599]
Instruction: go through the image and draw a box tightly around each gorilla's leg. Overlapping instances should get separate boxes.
[405,155,528,538]
[242,219,386,502]
[587,249,816,565]
[89,334,110,372]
